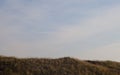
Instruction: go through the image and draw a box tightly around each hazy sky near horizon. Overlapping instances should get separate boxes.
[0,0,120,61]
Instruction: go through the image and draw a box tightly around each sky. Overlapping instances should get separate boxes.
[0,0,120,61]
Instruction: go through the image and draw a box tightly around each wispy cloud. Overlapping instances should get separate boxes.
[49,5,120,44]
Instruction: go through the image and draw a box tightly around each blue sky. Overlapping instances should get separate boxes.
[0,0,120,61]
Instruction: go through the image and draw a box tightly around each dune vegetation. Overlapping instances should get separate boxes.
[0,56,120,75]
